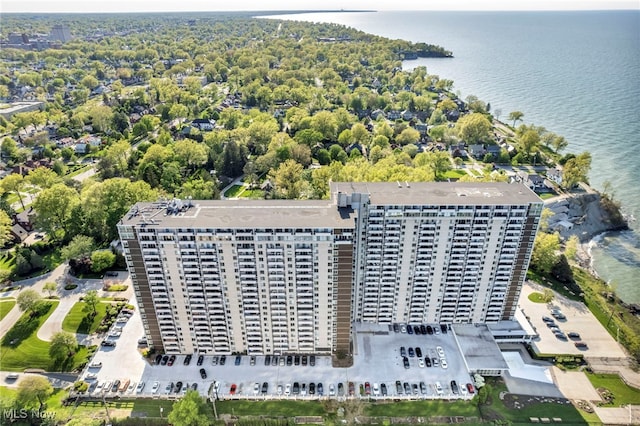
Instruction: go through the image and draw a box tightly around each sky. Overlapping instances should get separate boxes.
[2,0,638,13]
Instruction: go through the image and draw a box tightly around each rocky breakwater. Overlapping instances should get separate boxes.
[545,185,628,243]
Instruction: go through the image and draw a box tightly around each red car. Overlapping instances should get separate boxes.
[466,383,475,394]
[167,355,176,366]
[364,382,371,395]
[348,381,355,396]
[229,384,237,395]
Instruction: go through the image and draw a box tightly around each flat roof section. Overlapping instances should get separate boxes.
[453,324,509,372]
[331,181,542,206]
[121,199,356,229]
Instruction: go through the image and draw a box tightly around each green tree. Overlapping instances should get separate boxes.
[562,152,591,189]
[82,289,100,317]
[26,167,59,189]
[565,235,579,262]
[16,289,42,315]
[61,235,95,261]
[43,282,57,298]
[508,111,524,127]
[268,159,304,199]
[49,331,78,360]
[396,127,420,146]
[167,390,211,426]
[311,110,337,141]
[456,112,492,144]
[17,376,53,411]
[174,140,208,172]
[415,151,451,180]
[178,178,217,200]
[32,183,79,241]
[550,135,568,153]
[0,210,12,247]
[518,129,540,159]
[532,232,560,275]
[0,173,26,210]
[91,250,116,272]
[88,105,114,133]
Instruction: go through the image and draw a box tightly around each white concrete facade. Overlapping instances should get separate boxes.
[119,182,541,356]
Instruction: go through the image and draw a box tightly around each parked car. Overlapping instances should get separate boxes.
[575,341,588,349]
[250,356,256,366]
[235,355,241,366]
[450,380,458,394]
[286,355,293,366]
[400,346,406,357]
[395,380,402,395]
[542,316,554,323]
[348,381,355,396]
[101,340,116,347]
[364,382,371,395]
[317,382,323,395]
[380,383,387,396]
[212,356,218,366]
[184,354,192,365]
[408,347,415,357]
[420,381,427,394]
[219,355,226,365]
[89,361,102,368]
[301,355,308,366]
[310,355,316,366]
[284,384,290,395]
[155,354,163,365]
[393,324,400,333]
[161,355,168,365]
[403,382,411,394]
[403,356,410,369]
[292,382,300,394]
[264,355,271,366]
[253,383,260,395]
[435,381,443,395]
[151,381,160,393]
[199,368,207,379]
[415,347,422,358]
[309,382,315,395]
[175,382,183,393]
[167,355,176,366]
[440,359,448,369]
[425,357,432,367]
[568,332,581,340]
[329,384,336,396]
[136,382,145,393]
[230,384,237,395]
[436,346,445,358]
[337,382,344,396]
[261,382,268,394]
[197,355,204,366]
[467,383,475,394]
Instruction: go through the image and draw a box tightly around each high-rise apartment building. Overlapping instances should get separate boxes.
[118,182,542,356]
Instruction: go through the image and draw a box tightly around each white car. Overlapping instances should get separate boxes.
[136,382,145,393]
[127,381,136,393]
[435,381,443,395]
[253,383,260,395]
[109,330,122,337]
[88,361,102,368]
[373,383,380,396]
[328,384,335,396]
[418,358,425,368]
[85,373,97,380]
[436,346,445,358]
[440,359,448,369]
[95,381,105,392]
[284,384,291,396]
[151,381,160,393]
[277,384,283,395]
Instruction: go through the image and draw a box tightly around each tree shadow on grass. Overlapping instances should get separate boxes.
[77,314,95,334]
[1,302,52,347]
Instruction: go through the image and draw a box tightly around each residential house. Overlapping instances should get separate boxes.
[191,119,215,132]
[449,143,468,159]
[546,167,562,186]
[468,144,486,160]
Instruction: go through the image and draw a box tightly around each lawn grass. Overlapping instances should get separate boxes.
[224,184,245,198]
[61,301,109,334]
[0,301,91,372]
[241,189,265,199]
[442,169,467,179]
[539,192,557,200]
[528,292,546,303]
[42,248,64,273]
[0,252,15,270]
[0,300,16,321]
[365,399,478,417]
[482,379,590,425]
[586,373,640,406]
[215,400,325,416]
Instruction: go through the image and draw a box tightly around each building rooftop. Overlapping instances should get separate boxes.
[331,181,541,206]
[120,199,355,229]
[453,324,509,372]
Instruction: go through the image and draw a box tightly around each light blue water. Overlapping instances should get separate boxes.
[269,10,640,302]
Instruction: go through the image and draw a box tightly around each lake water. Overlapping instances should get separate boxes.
[267,10,640,302]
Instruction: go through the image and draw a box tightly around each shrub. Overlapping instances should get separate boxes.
[64,284,78,290]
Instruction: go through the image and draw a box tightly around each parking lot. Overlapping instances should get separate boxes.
[83,308,475,401]
[519,282,627,358]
